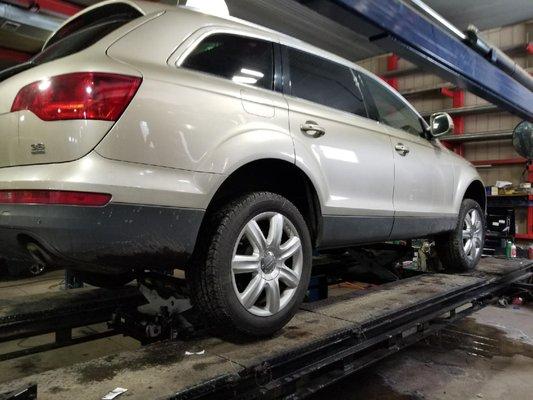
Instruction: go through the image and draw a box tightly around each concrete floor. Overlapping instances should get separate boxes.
[0,269,65,299]
[312,305,533,400]
[1,271,532,399]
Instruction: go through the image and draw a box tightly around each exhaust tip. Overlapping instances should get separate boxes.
[26,242,52,267]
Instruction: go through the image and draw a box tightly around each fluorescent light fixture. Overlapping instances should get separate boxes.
[179,0,230,17]
[241,68,264,78]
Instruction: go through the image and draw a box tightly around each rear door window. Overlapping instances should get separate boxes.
[182,33,274,90]
[286,47,367,118]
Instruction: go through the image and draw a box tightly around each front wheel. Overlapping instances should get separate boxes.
[188,192,312,337]
[435,199,485,272]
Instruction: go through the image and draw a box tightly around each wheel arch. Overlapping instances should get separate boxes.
[462,179,487,213]
[199,158,323,248]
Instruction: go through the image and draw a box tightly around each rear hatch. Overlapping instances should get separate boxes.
[0,2,147,168]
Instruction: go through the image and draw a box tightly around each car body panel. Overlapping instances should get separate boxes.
[0,2,485,273]
[286,95,395,224]
[384,125,458,238]
[0,41,141,168]
[0,203,204,273]
[100,17,293,174]
[0,151,222,209]
[386,126,455,217]
[95,69,293,174]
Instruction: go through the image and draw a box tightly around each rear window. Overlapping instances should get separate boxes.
[0,10,140,83]
[182,33,274,90]
[45,4,142,49]
[35,20,131,65]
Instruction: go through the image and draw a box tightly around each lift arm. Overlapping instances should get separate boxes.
[303,0,533,120]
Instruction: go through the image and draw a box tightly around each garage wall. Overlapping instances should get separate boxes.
[357,20,532,187]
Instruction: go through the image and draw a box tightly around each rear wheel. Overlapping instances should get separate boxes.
[435,199,485,272]
[188,192,312,337]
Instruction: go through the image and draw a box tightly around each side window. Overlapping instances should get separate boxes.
[287,48,367,117]
[360,74,424,136]
[181,33,274,90]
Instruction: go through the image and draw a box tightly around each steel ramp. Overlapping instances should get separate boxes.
[0,257,530,400]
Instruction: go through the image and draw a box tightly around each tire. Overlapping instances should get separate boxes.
[435,199,485,272]
[188,192,312,337]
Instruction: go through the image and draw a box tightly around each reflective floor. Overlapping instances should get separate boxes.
[312,305,533,400]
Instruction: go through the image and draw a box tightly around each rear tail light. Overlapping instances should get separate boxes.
[0,190,111,206]
[11,72,141,121]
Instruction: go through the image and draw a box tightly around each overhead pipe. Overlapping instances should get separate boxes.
[463,25,533,92]
[408,0,533,92]
[0,3,63,32]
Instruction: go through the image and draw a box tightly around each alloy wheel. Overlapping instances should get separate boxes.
[462,208,483,261]
[231,212,303,317]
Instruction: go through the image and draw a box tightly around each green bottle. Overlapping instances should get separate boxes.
[505,240,513,258]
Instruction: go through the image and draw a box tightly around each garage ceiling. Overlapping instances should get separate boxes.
[419,0,533,31]
[0,0,532,69]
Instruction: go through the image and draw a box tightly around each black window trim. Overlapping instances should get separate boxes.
[273,43,283,93]
[280,44,370,119]
[354,70,380,121]
[177,30,281,93]
[356,70,429,139]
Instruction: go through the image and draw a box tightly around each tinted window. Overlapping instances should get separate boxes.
[182,34,274,90]
[0,19,133,83]
[36,20,131,64]
[361,75,424,136]
[45,5,142,49]
[287,48,367,117]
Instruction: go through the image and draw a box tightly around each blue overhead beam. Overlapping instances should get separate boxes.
[307,0,533,120]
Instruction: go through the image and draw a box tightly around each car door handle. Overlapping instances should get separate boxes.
[395,143,410,156]
[300,121,326,138]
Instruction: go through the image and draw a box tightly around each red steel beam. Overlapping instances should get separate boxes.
[441,87,465,157]
[471,157,527,166]
[10,0,81,16]
[383,53,400,90]
[0,47,32,63]
[36,0,81,16]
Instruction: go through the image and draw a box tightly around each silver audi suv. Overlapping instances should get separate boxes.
[0,0,486,336]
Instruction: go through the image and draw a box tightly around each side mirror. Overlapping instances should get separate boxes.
[512,121,533,160]
[429,112,454,138]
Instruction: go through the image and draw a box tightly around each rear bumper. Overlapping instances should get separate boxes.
[0,203,205,274]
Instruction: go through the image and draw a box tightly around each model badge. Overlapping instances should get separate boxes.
[30,143,46,155]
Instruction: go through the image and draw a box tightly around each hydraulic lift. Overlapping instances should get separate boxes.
[0,257,531,399]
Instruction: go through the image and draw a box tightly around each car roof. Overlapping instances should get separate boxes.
[47,0,422,121]
[55,0,364,74]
